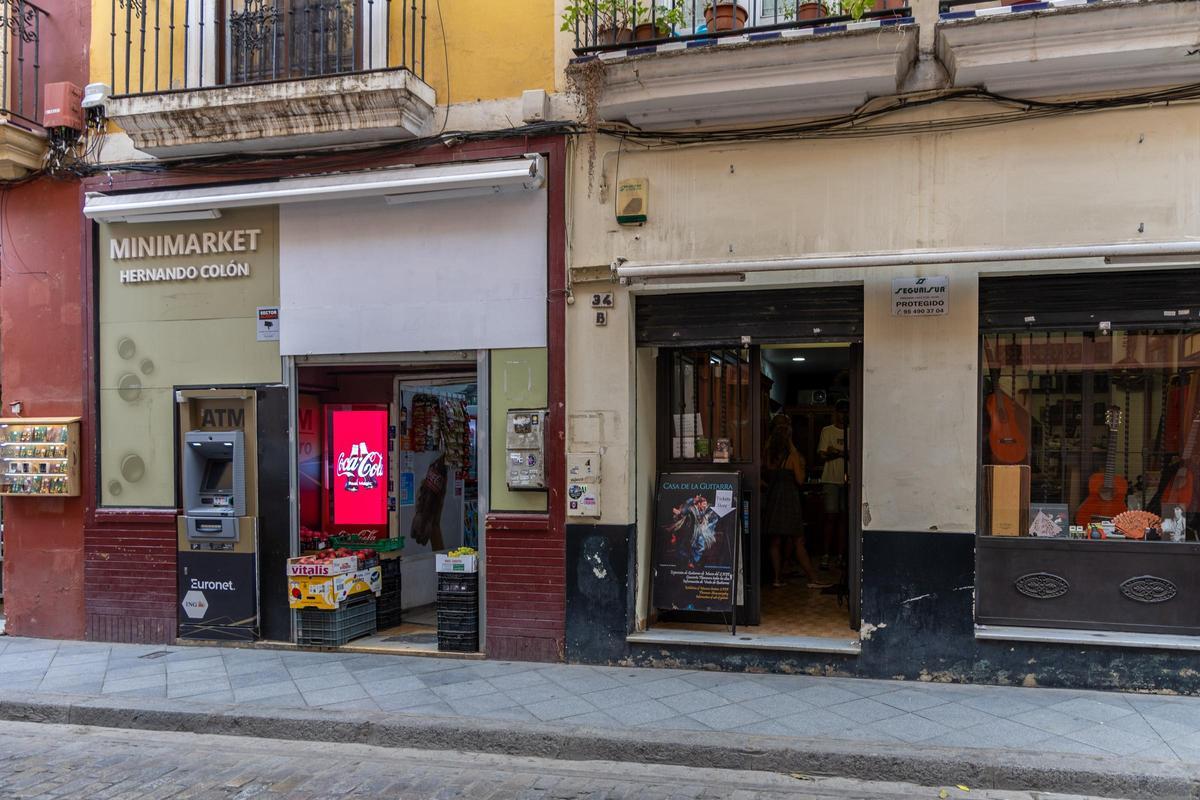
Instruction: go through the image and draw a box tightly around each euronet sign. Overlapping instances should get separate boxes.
[109,228,263,285]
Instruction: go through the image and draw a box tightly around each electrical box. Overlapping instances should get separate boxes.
[505,409,547,490]
[42,83,84,130]
[567,452,601,518]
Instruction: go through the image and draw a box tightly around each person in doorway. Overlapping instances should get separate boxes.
[818,400,849,570]
[764,414,830,589]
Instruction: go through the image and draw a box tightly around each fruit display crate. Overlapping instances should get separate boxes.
[297,592,377,647]
[330,535,405,552]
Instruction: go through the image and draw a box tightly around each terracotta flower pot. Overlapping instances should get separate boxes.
[596,26,634,45]
[796,1,828,20]
[704,2,749,31]
[634,22,671,41]
[871,0,906,10]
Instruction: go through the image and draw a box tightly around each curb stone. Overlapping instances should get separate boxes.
[0,691,1196,799]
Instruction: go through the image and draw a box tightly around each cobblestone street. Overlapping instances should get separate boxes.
[0,720,1093,800]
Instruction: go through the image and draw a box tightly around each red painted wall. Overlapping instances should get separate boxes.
[0,0,93,639]
[0,179,88,639]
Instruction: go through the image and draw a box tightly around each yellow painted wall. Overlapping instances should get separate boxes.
[422,0,556,104]
[90,0,555,102]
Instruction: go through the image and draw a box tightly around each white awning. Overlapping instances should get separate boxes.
[84,155,545,223]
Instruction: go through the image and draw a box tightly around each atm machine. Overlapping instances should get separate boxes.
[178,427,259,640]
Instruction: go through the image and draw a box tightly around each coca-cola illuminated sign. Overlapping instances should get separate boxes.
[330,409,388,525]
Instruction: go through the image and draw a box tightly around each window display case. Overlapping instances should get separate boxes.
[0,418,81,497]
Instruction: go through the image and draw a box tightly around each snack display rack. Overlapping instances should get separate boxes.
[0,418,81,497]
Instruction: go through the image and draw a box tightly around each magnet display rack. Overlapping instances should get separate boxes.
[0,418,81,497]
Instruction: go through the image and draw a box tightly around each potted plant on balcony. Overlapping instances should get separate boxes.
[704,0,749,32]
[562,0,634,46]
[632,2,688,41]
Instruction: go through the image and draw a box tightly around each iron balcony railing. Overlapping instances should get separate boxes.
[107,0,426,97]
[1,0,45,126]
[571,0,911,54]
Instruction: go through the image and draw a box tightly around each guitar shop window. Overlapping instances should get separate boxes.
[982,329,1198,542]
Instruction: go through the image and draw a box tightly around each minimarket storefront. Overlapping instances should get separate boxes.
[79,142,567,661]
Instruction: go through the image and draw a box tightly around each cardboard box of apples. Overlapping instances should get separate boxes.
[287,549,382,610]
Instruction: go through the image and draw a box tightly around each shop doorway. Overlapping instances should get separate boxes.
[650,342,862,643]
[294,361,481,654]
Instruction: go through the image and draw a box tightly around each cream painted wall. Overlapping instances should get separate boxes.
[564,103,1200,537]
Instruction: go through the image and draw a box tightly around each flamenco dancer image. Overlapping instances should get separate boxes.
[666,495,721,568]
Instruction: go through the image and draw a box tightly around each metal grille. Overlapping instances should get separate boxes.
[108,0,424,96]
[0,0,44,125]
[667,348,753,464]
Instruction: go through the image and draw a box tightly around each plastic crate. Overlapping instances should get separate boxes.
[330,535,405,552]
[297,592,377,647]
[436,593,478,612]
[437,610,478,634]
[377,611,403,631]
[437,574,478,595]
[380,557,402,578]
[438,631,479,653]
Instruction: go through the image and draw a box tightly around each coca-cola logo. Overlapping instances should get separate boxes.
[335,442,383,491]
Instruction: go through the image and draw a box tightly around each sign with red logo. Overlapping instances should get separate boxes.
[330,409,388,526]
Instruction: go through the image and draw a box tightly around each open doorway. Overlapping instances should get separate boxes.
[295,362,480,654]
[649,342,860,644]
[758,344,853,638]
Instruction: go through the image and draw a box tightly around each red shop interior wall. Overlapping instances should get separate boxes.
[0,180,88,639]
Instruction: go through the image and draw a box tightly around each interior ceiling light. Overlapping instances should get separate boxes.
[792,357,806,362]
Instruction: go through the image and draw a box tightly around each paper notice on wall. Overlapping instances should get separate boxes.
[672,437,695,459]
[256,306,280,341]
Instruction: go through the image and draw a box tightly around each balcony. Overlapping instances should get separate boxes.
[1,0,48,179]
[935,0,1200,96]
[568,0,918,128]
[103,0,436,155]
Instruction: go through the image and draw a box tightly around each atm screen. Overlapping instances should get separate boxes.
[201,460,233,494]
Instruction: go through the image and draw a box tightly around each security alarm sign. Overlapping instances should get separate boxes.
[330,409,388,526]
[891,276,949,316]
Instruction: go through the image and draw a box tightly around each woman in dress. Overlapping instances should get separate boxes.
[764,414,829,589]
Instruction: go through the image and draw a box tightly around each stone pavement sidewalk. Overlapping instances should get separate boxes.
[2,635,1200,797]
[2,635,1200,759]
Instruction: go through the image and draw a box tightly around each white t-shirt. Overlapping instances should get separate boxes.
[819,424,846,485]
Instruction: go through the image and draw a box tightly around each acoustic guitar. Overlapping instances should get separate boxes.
[987,387,1028,465]
[1162,407,1200,511]
[1075,406,1128,526]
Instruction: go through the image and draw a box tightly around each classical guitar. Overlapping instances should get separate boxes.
[1075,406,1128,526]
[1162,407,1200,511]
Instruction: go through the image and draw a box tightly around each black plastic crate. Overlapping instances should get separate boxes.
[437,574,478,595]
[380,558,402,578]
[438,631,479,653]
[377,608,403,630]
[297,592,377,647]
[436,594,477,614]
[437,610,479,634]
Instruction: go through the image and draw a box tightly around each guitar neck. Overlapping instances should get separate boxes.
[1103,425,1118,491]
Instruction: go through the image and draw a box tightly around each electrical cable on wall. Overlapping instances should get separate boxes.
[10,80,1200,184]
